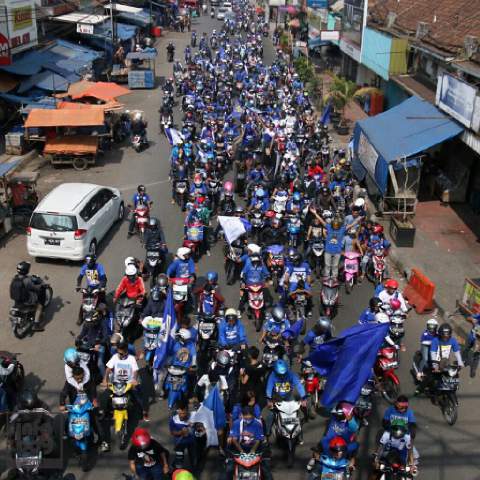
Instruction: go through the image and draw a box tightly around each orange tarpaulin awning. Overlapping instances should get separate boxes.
[43,136,98,155]
[70,81,132,101]
[57,101,124,111]
[25,108,104,128]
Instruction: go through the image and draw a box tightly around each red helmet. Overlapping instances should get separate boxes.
[224,181,233,193]
[390,298,401,311]
[385,279,399,290]
[329,436,347,452]
[373,225,384,235]
[131,428,151,449]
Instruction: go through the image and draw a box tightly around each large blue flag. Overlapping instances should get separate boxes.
[153,287,177,369]
[308,323,389,407]
[192,386,226,447]
[320,102,331,125]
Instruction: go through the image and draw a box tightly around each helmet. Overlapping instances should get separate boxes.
[148,217,159,229]
[177,247,191,260]
[150,286,162,302]
[250,254,261,264]
[157,274,169,289]
[354,198,365,208]
[438,322,452,340]
[390,299,401,311]
[426,318,439,334]
[321,186,330,196]
[216,350,230,366]
[206,271,218,283]
[234,206,245,215]
[178,328,192,342]
[271,305,285,323]
[391,424,407,440]
[369,297,383,310]
[125,256,136,267]
[138,184,146,194]
[316,316,332,332]
[255,188,265,198]
[375,312,390,324]
[172,470,194,480]
[292,191,301,203]
[85,254,96,266]
[274,359,288,376]
[322,210,333,220]
[19,390,39,410]
[194,173,202,186]
[131,427,151,449]
[385,279,399,290]
[110,332,124,346]
[125,264,137,277]
[247,243,261,254]
[225,308,238,322]
[16,261,31,275]
[64,347,78,365]
[328,437,347,456]
[373,225,384,235]
[224,181,233,193]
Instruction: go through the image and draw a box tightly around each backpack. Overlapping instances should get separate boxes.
[10,276,28,304]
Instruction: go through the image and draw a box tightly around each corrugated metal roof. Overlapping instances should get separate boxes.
[54,13,109,24]
[105,3,143,13]
[25,108,104,128]
[43,136,98,154]
[18,71,70,94]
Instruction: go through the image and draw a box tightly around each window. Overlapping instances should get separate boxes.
[30,213,77,232]
[80,192,104,222]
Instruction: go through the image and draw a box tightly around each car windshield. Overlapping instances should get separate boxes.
[30,213,77,232]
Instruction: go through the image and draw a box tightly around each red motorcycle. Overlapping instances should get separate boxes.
[129,203,150,243]
[246,282,265,332]
[171,277,191,321]
[374,346,400,404]
[183,221,204,262]
[367,247,387,287]
[301,360,325,418]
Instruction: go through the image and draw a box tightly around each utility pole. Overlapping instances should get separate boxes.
[110,0,116,64]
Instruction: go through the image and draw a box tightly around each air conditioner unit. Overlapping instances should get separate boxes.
[386,11,397,28]
[416,21,429,39]
[464,35,479,59]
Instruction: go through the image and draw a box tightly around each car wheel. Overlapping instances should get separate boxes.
[88,240,97,256]
[117,202,125,222]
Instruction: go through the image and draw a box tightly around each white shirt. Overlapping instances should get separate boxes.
[65,361,90,389]
[378,290,409,313]
[106,354,138,383]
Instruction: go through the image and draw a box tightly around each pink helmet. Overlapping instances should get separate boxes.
[224,181,233,193]
[390,298,401,311]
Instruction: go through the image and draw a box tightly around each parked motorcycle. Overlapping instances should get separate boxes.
[9,275,52,339]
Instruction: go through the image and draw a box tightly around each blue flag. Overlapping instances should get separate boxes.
[153,287,177,369]
[320,102,331,126]
[203,385,226,429]
[308,323,389,407]
[282,318,304,340]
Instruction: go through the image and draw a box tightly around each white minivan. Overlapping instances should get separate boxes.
[27,183,124,261]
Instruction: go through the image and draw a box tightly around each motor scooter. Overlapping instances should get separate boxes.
[272,400,302,468]
[265,244,285,292]
[184,221,204,261]
[343,251,361,294]
[108,381,132,450]
[374,346,400,404]
[128,202,150,243]
[141,317,162,371]
[66,393,93,471]
[246,282,265,332]
[367,247,387,287]
[171,277,190,321]
[165,365,188,409]
[320,278,339,318]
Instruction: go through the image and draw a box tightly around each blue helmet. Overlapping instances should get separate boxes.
[64,347,78,365]
[274,359,288,376]
[292,191,301,203]
[255,188,265,198]
[206,271,218,283]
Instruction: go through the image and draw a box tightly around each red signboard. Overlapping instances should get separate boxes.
[0,32,11,66]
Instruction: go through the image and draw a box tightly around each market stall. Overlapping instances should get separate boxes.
[43,136,99,171]
[126,51,157,89]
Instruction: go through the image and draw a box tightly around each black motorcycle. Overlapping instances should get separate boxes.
[9,275,53,339]
[143,242,166,287]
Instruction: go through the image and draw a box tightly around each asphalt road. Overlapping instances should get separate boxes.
[1,14,480,480]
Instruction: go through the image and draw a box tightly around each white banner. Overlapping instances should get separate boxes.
[358,131,378,179]
[218,216,246,245]
[4,0,38,55]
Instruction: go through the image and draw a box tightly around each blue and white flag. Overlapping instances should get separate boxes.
[218,215,249,244]
[165,127,184,146]
[192,386,226,446]
[153,287,177,369]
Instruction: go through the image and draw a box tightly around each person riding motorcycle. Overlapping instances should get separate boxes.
[298,317,332,355]
[382,396,417,438]
[239,254,270,313]
[260,216,288,246]
[283,250,313,316]
[430,323,464,369]
[194,271,225,316]
[377,279,409,314]
[76,254,107,291]
[308,437,352,479]
[415,318,438,380]
[10,261,48,332]
[141,277,169,319]
[260,304,291,343]
[64,347,91,391]
[114,264,145,306]
[166,247,196,282]
[218,308,247,349]
[144,218,167,251]
[358,297,383,325]
[129,185,153,236]
[265,359,306,436]
[167,42,175,62]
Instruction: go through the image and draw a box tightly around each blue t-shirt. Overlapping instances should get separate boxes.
[80,263,106,287]
[358,308,376,325]
[383,406,416,427]
[325,224,346,255]
[229,418,264,447]
[169,414,194,446]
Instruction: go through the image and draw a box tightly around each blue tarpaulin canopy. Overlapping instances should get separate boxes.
[18,71,70,94]
[352,96,464,195]
[126,51,157,60]
[93,21,137,41]
[0,161,20,177]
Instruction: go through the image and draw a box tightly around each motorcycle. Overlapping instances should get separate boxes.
[143,243,165,288]
[301,361,324,418]
[160,113,173,134]
[250,210,265,243]
[374,346,400,404]
[114,296,138,344]
[233,452,263,480]
[207,177,221,213]
[132,133,148,153]
[343,251,361,294]
[167,48,175,63]
[354,378,375,427]
[272,400,302,468]
[272,191,288,217]
[308,239,324,279]
[320,278,339,318]
[171,277,191,321]
[367,247,387,287]
[224,242,244,285]
[184,221,204,261]
[374,457,415,480]
[164,365,188,409]
[66,393,93,471]
[174,179,188,212]
[265,244,285,292]
[286,214,302,248]
[141,317,162,371]
[262,334,285,370]
[0,351,25,413]
[108,381,132,450]
[246,282,265,332]
[129,202,150,243]
[78,287,104,325]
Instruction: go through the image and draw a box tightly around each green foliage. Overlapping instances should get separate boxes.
[293,56,315,84]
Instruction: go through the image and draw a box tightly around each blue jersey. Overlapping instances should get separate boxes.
[303,329,331,347]
[383,406,416,427]
[430,337,460,362]
[325,224,346,255]
[420,330,436,346]
[241,263,270,285]
[263,318,290,335]
[286,262,311,291]
[132,193,150,208]
[358,308,376,325]
[169,341,196,368]
[218,319,247,347]
[169,414,194,446]
[79,262,106,288]
[266,370,305,399]
[166,258,195,278]
[229,418,264,448]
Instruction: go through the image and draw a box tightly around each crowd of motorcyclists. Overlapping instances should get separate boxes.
[2,1,471,480]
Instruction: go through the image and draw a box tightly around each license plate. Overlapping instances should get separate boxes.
[148,251,160,257]
[345,264,356,270]
[44,238,60,246]
[200,323,214,332]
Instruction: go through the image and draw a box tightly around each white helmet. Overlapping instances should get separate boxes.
[178,328,192,341]
[125,256,136,267]
[354,198,365,208]
[125,264,137,276]
[375,312,390,324]
[177,247,191,260]
[247,243,261,254]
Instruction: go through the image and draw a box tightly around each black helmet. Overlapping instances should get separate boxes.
[17,261,31,276]
[156,274,169,289]
[85,254,96,267]
[369,297,383,310]
[234,206,245,215]
[148,217,159,229]
[316,316,332,333]
[150,286,161,302]
[138,184,146,194]
[217,350,230,366]
[438,323,452,340]
[19,390,39,410]
[321,186,330,196]
[390,424,407,440]
[271,305,285,323]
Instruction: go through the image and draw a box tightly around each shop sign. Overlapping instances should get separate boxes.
[436,73,479,131]
[339,37,361,62]
[321,30,339,41]
[77,23,94,34]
